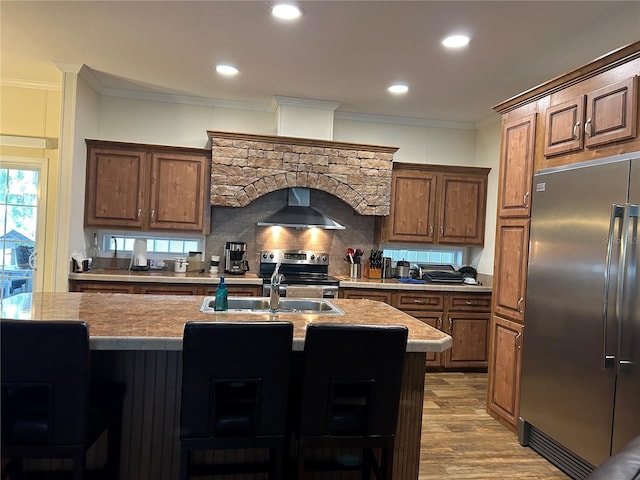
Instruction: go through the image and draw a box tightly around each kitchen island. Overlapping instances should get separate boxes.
[1,292,451,480]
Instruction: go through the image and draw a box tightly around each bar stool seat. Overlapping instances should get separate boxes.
[292,323,408,479]
[179,321,294,479]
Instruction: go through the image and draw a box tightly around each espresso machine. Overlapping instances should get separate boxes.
[224,241,249,275]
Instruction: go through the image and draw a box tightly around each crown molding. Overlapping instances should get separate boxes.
[273,96,341,111]
[0,78,61,91]
[334,110,476,131]
[0,135,58,149]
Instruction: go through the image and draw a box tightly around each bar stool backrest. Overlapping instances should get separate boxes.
[299,323,408,437]
[180,321,294,439]
[1,320,90,447]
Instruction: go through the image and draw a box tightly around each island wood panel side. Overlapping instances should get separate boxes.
[90,350,427,480]
[394,352,428,479]
[92,350,182,480]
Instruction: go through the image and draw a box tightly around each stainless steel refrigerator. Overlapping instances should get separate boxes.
[519,153,640,479]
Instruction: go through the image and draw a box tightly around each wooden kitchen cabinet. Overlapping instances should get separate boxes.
[544,76,638,157]
[375,164,490,246]
[139,284,201,295]
[339,288,393,304]
[492,217,530,324]
[489,42,640,432]
[392,291,490,370]
[69,280,261,296]
[437,173,489,245]
[442,294,490,369]
[69,281,136,294]
[201,285,262,297]
[487,315,523,430]
[498,114,536,218]
[85,140,211,233]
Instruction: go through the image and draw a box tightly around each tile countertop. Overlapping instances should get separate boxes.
[0,293,452,353]
[69,270,492,292]
[68,269,264,285]
[337,275,493,293]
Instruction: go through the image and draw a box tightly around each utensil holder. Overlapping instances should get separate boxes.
[350,263,362,279]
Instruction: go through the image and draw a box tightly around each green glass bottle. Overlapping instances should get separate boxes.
[214,275,228,311]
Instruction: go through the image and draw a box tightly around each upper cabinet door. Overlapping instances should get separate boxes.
[585,76,638,148]
[386,170,438,243]
[437,174,487,246]
[85,147,147,228]
[149,152,210,232]
[498,114,536,218]
[544,95,586,157]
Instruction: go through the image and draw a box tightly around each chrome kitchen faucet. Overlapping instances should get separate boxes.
[269,263,284,312]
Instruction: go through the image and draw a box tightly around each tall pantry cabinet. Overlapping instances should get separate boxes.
[487,41,640,431]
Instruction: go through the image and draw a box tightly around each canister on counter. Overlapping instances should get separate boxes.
[396,260,411,278]
[382,257,393,278]
[187,251,203,272]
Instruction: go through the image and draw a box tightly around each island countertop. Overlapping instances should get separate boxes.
[1,292,452,353]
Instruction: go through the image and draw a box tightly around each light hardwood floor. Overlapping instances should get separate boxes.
[420,372,570,479]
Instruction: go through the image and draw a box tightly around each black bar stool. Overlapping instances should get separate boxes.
[293,323,408,479]
[0,319,125,480]
[179,321,294,479]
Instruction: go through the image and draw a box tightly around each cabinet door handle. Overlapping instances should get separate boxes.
[584,118,592,137]
[448,317,453,332]
[465,300,477,306]
[438,317,443,329]
[523,191,529,207]
[151,210,156,223]
[414,299,436,305]
[429,225,434,236]
[517,297,524,313]
[137,208,142,221]
[515,332,522,349]
[440,226,444,236]
[572,121,581,140]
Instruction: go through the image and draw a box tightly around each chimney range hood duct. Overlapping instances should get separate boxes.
[257,188,345,230]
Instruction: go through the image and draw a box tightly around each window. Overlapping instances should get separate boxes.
[96,231,204,258]
[0,164,42,299]
[381,245,466,267]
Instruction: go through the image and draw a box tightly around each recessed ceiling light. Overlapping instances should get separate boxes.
[271,4,302,20]
[215,64,239,76]
[388,84,410,94]
[442,34,470,48]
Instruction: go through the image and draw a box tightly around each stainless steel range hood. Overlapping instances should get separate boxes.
[257,188,345,230]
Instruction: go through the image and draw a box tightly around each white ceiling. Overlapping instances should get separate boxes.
[2,1,639,127]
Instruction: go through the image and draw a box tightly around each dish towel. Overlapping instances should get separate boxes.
[398,278,426,284]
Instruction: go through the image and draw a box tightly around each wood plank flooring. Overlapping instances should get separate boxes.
[420,372,570,479]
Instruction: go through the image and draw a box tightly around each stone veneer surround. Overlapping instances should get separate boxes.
[208,130,398,215]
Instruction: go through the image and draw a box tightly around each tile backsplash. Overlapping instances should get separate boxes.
[205,188,376,277]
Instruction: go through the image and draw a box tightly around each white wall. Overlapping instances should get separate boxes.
[98,96,276,146]
[471,119,501,274]
[66,91,500,279]
[333,118,477,165]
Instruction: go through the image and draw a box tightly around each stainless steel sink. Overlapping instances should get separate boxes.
[199,296,344,315]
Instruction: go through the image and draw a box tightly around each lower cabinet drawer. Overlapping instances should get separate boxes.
[394,292,444,311]
[448,293,492,312]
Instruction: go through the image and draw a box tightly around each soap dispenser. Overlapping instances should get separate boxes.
[214,275,228,311]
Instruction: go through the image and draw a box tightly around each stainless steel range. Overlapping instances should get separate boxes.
[259,250,339,298]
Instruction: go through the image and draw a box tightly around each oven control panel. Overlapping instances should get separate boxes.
[260,250,329,265]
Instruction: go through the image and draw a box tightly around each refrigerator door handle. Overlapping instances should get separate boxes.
[617,203,638,374]
[603,204,624,370]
